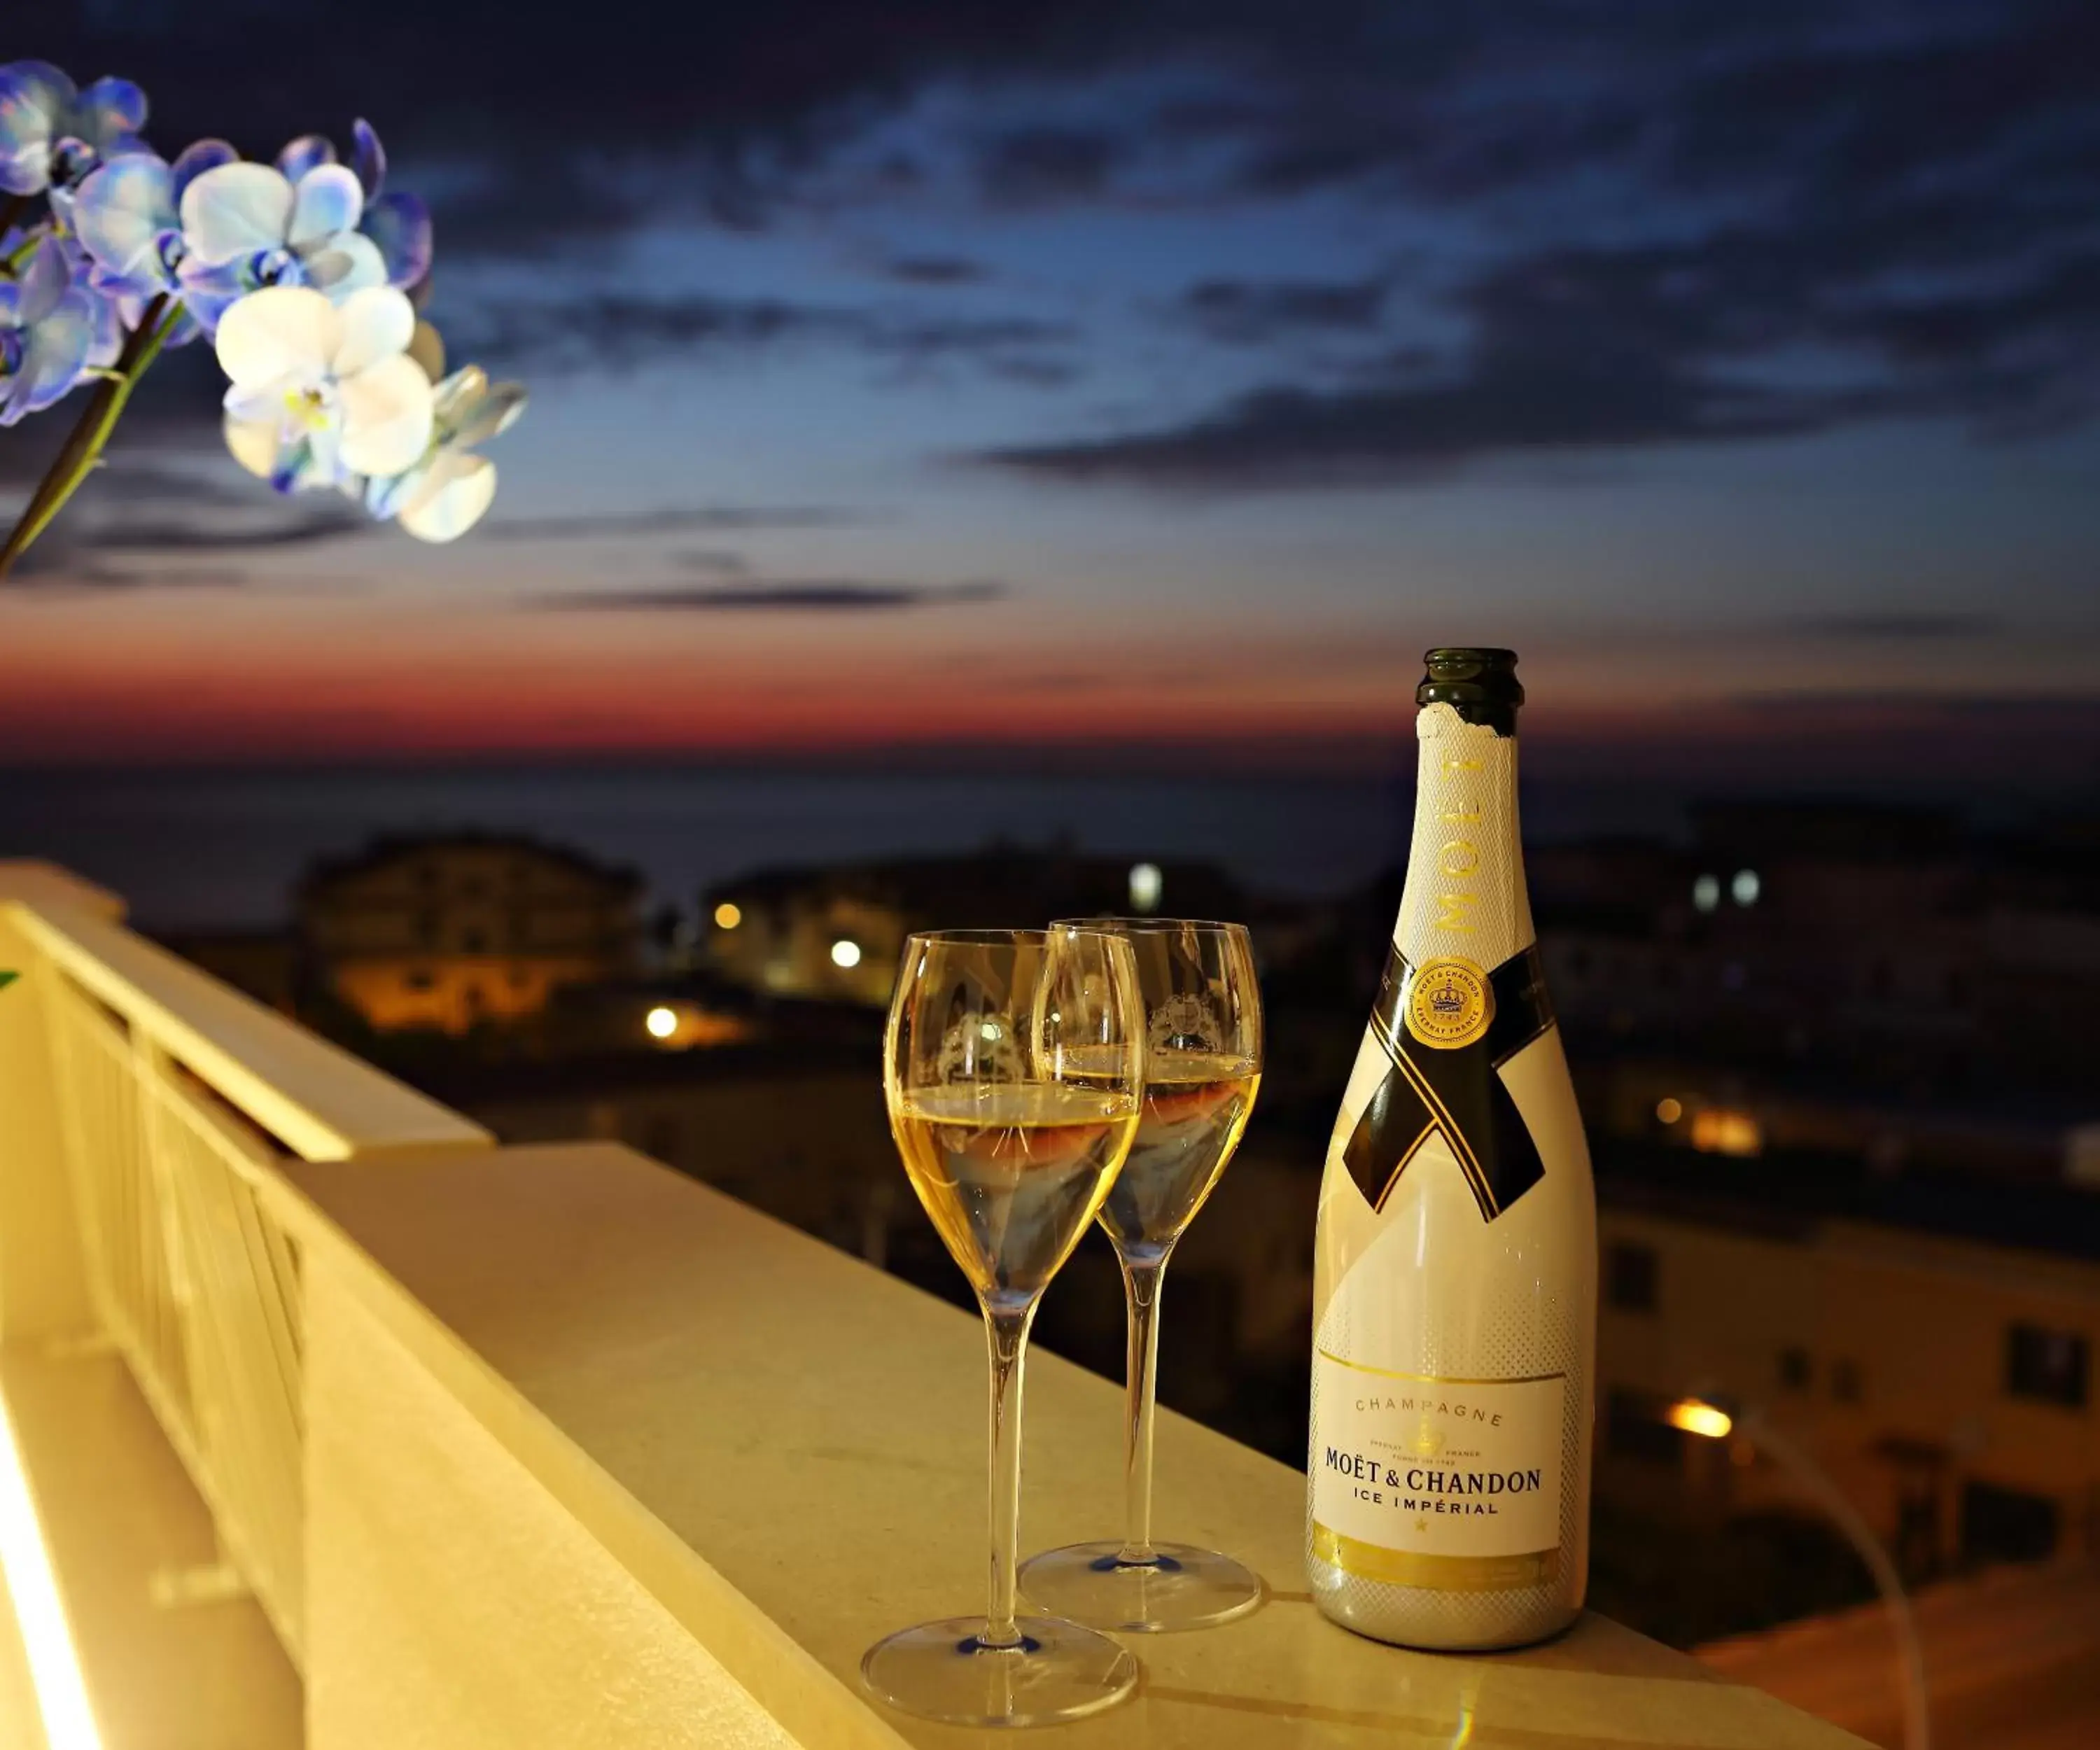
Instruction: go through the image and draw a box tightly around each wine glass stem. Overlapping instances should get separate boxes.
[981,1301,1035,1648]
[1118,1256,1166,1565]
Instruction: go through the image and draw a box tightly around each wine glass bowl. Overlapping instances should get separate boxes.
[1019,918,1268,1633]
[860,926,1146,1727]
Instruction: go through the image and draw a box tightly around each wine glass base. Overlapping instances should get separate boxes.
[1020,1541,1266,1632]
[860,1614,1138,1727]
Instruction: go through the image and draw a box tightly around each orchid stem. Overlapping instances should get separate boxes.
[0,295,180,582]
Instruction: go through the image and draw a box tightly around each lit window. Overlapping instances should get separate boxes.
[1128,862,1163,913]
[713,902,743,930]
[831,939,862,969]
[2007,1324,2089,1408]
[1731,869,1760,907]
[1690,1108,1762,1156]
[1692,873,1721,913]
[645,1006,678,1040]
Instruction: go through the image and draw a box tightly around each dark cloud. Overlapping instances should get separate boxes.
[678,550,752,575]
[981,212,2100,486]
[16,1,2100,478]
[454,293,1078,383]
[480,507,864,541]
[976,127,1124,206]
[3,491,373,587]
[1175,277,1389,345]
[534,579,1007,611]
[2,551,254,592]
[1792,613,2005,642]
[881,255,990,286]
[1725,691,2100,724]
[15,3,1150,255]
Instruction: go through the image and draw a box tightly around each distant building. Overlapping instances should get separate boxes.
[298,834,643,1034]
[701,846,1247,1005]
[1528,802,2100,1180]
[1593,1142,2100,1580]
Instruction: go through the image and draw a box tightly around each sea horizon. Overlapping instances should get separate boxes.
[2,753,2078,934]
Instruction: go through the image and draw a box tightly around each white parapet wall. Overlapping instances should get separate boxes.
[0,862,1872,1750]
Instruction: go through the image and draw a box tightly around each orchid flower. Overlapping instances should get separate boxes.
[0,60,148,196]
[216,284,435,493]
[1,64,514,584]
[365,363,526,540]
[0,235,98,424]
[274,120,431,292]
[70,143,236,344]
[178,158,388,326]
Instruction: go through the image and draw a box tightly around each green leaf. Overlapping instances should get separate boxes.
[0,972,17,991]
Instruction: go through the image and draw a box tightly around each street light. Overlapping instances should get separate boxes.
[1672,1399,1931,1750]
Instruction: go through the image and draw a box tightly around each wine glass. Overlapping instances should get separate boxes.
[861,926,1146,1728]
[1019,918,1266,1632]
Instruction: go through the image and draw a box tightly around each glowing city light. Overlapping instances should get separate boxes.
[831,939,863,969]
[0,1384,103,1750]
[1656,1096,1684,1125]
[1690,1107,1763,1157]
[1692,873,1721,913]
[1128,861,1163,913]
[713,902,742,930]
[1732,869,1760,907]
[1666,1399,1735,1441]
[645,1005,678,1039]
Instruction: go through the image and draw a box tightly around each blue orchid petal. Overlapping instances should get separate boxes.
[83,287,123,369]
[170,137,237,200]
[0,64,66,194]
[288,164,362,248]
[363,191,432,290]
[1,288,94,423]
[18,235,71,324]
[0,62,74,105]
[351,118,386,199]
[0,281,19,327]
[75,77,148,146]
[74,152,176,279]
[276,133,337,183]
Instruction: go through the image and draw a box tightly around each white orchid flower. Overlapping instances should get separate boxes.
[216,284,434,493]
[364,363,526,541]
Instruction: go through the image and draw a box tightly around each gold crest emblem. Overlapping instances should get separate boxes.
[1410,1423,1446,1457]
[1405,957,1492,1049]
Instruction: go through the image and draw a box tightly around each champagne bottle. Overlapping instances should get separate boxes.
[1306,648,1596,1651]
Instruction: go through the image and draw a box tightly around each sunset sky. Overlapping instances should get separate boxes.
[4,1,2097,785]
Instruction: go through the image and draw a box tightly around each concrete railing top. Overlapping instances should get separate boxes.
[0,862,490,1163]
[283,1140,1871,1750]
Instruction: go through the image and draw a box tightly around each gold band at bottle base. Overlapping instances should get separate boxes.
[1312,1523,1561,1592]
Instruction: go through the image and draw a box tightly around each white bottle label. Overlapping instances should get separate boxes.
[1311,1351,1564,1589]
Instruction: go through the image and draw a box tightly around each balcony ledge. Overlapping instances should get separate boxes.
[281,1141,1869,1749]
[0,861,1868,1749]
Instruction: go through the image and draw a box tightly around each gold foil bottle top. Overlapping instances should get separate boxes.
[1418,648,1523,734]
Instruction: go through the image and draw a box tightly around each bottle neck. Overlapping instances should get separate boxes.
[1393,704,1533,972]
